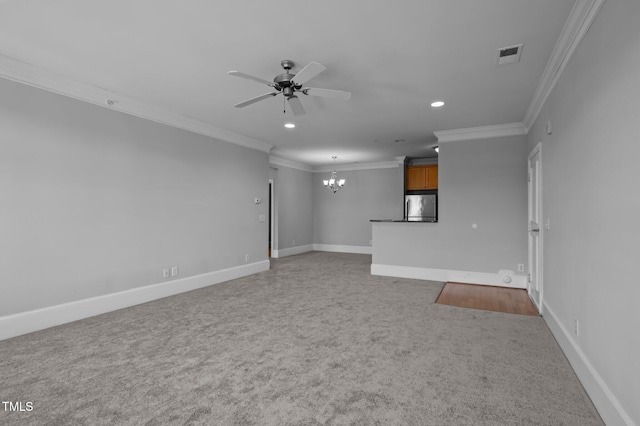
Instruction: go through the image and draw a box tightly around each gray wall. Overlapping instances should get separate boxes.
[0,78,269,316]
[373,135,528,274]
[526,0,639,422]
[270,165,313,250]
[313,166,404,247]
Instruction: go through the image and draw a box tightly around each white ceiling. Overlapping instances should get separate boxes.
[0,0,576,166]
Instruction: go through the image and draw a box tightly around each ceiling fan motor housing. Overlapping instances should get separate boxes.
[274,73,295,87]
[274,60,301,97]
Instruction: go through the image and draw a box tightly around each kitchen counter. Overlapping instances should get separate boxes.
[370,219,438,223]
[370,221,527,288]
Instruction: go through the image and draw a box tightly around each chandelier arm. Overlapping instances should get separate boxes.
[323,158,345,193]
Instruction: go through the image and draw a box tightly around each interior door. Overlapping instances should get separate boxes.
[528,144,543,313]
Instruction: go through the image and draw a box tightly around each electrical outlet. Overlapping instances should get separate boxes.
[162,268,170,279]
[245,254,250,262]
[171,266,178,277]
[545,218,551,231]
[575,319,579,336]
[517,264,525,272]
[259,215,266,222]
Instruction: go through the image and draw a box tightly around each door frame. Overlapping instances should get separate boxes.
[269,178,276,257]
[528,142,543,314]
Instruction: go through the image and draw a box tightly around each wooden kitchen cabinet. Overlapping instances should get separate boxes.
[406,165,438,190]
[426,166,438,189]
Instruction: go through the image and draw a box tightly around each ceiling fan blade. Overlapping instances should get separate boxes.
[228,71,273,86]
[287,96,306,116]
[292,62,326,85]
[234,92,278,108]
[303,87,351,100]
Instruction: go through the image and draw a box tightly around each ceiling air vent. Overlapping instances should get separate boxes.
[496,44,523,65]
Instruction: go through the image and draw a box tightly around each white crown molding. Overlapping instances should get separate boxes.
[435,1,605,143]
[313,160,401,173]
[523,0,606,129]
[434,122,528,143]
[269,156,313,172]
[0,54,273,153]
[270,156,402,173]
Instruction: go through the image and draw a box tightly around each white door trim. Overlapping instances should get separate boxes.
[528,142,543,314]
[269,178,276,257]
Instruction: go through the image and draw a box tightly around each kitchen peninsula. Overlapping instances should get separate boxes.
[369,219,526,289]
[370,152,525,289]
[370,219,437,223]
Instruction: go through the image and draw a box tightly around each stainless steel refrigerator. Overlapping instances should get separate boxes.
[405,194,437,222]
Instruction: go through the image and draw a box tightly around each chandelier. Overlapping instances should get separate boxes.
[323,156,346,193]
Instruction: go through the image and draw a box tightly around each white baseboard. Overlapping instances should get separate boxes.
[0,260,270,341]
[313,244,372,255]
[271,244,313,258]
[370,264,526,288]
[543,302,633,426]
[272,244,371,258]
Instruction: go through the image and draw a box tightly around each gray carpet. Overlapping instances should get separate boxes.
[0,252,602,425]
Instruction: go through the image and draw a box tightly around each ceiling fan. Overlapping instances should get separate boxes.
[228,60,351,116]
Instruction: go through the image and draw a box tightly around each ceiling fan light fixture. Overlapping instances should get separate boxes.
[431,101,445,108]
[229,60,351,117]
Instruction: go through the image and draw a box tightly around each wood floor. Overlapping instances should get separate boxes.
[436,282,539,316]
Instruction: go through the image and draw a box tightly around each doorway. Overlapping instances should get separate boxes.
[269,179,274,258]
[528,143,543,313]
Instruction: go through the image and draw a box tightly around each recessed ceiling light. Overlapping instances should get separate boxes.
[284,123,295,129]
[431,101,445,108]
